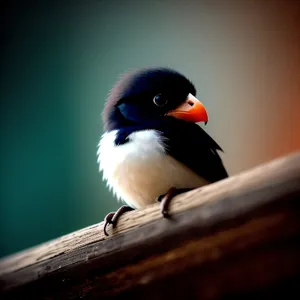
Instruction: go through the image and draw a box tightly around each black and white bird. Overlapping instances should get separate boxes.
[97,67,228,235]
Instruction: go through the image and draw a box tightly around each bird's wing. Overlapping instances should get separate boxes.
[158,118,229,183]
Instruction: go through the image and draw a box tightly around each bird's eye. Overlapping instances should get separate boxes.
[153,94,168,107]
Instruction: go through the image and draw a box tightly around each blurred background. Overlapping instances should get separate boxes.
[0,0,299,258]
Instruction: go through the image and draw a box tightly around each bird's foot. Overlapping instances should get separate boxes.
[157,187,195,218]
[103,205,134,236]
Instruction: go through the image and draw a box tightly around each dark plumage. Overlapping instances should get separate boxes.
[102,67,228,183]
[98,67,228,235]
[103,68,196,131]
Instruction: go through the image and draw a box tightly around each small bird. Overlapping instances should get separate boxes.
[97,67,228,235]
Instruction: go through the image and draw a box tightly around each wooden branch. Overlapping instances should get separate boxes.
[1,151,300,299]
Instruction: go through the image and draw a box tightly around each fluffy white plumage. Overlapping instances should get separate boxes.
[97,129,208,209]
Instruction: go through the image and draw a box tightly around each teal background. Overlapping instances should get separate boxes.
[1,1,300,258]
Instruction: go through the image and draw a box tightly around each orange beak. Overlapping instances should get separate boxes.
[167,94,208,124]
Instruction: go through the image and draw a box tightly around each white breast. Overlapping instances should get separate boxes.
[97,129,208,209]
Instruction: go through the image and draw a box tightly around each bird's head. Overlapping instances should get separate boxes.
[102,67,208,131]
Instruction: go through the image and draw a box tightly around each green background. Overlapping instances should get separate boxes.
[1,0,299,258]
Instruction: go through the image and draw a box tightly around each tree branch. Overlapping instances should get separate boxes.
[1,151,300,299]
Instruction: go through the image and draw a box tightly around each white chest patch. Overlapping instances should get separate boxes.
[97,129,208,209]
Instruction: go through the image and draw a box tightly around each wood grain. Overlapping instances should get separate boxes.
[1,151,300,299]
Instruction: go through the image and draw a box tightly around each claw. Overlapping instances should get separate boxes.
[157,187,195,218]
[159,187,177,218]
[103,206,135,236]
[103,212,115,236]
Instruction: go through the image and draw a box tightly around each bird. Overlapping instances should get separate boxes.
[97,67,228,235]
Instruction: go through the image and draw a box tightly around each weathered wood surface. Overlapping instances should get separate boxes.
[1,151,300,299]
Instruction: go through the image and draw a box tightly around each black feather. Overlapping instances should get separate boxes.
[114,118,228,183]
[103,67,228,183]
[103,67,196,131]
[160,118,228,183]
